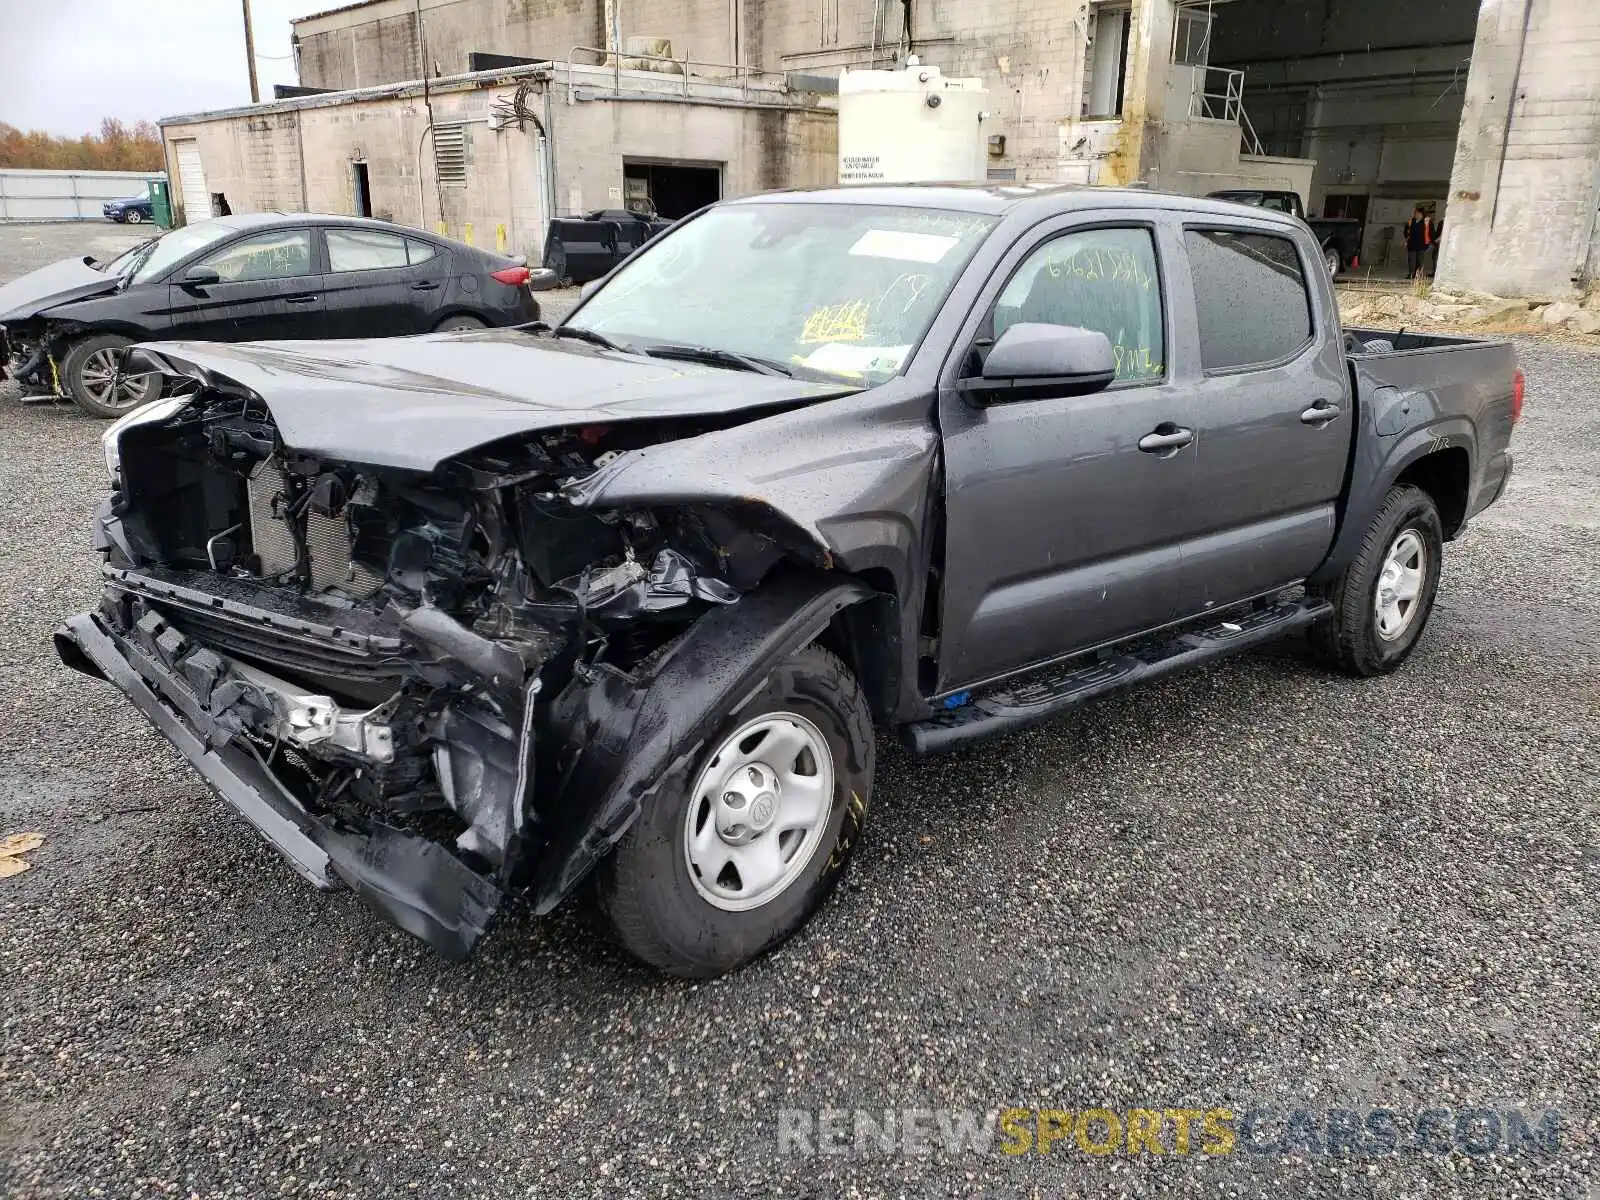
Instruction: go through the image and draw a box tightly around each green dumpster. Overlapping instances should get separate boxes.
[147,179,173,229]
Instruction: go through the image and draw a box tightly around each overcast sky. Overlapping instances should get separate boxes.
[1,0,334,135]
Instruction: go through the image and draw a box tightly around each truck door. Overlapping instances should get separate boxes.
[1175,224,1350,608]
[935,216,1208,690]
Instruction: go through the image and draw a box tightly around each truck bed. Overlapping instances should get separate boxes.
[1344,326,1518,525]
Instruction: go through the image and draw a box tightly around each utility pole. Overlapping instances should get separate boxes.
[242,0,260,103]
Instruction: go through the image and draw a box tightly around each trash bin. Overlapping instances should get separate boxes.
[147,179,173,230]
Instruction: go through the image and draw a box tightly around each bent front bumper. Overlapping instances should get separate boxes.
[55,610,503,958]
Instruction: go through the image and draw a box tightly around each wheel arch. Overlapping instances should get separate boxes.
[431,305,495,330]
[1394,445,1472,538]
[1311,420,1477,584]
[526,571,878,914]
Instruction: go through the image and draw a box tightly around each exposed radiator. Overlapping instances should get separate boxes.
[247,460,384,597]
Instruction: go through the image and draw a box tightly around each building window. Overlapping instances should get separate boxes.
[1085,3,1131,118]
[1172,5,1213,67]
[433,124,467,187]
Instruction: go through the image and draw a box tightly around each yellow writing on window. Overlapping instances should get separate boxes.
[1112,341,1162,379]
[1043,247,1154,291]
[800,299,871,344]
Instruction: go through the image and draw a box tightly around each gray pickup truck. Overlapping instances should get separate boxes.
[57,184,1520,976]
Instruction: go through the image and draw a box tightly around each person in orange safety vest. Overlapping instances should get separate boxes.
[1405,207,1433,279]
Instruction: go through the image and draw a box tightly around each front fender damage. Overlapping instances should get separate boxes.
[527,571,873,912]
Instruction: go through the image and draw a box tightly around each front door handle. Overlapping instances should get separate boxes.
[1138,425,1195,454]
[285,295,319,305]
[1300,400,1341,425]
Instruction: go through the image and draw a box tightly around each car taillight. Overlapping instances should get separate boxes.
[1512,368,1525,424]
[491,266,531,286]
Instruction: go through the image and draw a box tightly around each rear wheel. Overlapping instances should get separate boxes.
[64,333,161,418]
[1311,484,1443,676]
[434,313,487,332]
[1324,245,1341,277]
[595,645,875,978]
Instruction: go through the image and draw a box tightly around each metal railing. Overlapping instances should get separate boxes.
[1187,65,1266,157]
[564,45,785,104]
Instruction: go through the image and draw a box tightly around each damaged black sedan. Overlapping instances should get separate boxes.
[58,185,1517,975]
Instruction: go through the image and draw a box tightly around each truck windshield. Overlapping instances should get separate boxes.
[564,202,997,383]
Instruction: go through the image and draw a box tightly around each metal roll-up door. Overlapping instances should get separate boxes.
[173,140,210,224]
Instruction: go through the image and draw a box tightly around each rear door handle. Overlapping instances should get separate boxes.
[1301,400,1341,425]
[1138,426,1195,454]
[411,280,441,291]
[285,295,319,305]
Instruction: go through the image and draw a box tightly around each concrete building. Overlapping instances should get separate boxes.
[160,0,1600,298]
[159,60,835,263]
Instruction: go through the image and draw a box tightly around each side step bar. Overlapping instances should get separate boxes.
[901,598,1332,755]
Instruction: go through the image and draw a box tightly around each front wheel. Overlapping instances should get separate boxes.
[125,210,144,225]
[63,333,161,418]
[594,645,875,978]
[1311,484,1443,676]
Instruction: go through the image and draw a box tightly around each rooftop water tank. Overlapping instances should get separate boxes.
[838,57,989,185]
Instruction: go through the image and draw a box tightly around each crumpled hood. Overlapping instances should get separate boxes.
[0,256,119,322]
[132,329,855,472]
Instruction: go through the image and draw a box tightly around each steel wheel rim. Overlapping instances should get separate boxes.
[683,711,834,912]
[1375,529,1426,641]
[79,348,154,411]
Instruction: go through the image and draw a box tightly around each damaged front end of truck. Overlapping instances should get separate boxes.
[56,339,897,957]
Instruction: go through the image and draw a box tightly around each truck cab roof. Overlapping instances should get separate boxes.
[732,181,1304,230]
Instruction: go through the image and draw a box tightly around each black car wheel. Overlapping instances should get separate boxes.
[64,333,161,419]
[433,314,487,332]
[594,645,875,978]
[1311,484,1444,676]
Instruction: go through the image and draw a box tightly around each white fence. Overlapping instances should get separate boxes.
[0,169,166,223]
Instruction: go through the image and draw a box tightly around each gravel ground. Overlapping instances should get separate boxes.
[1,222,1596,1199]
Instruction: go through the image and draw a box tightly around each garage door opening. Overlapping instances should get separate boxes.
[622,161,721,221]
[172,138,210,226]
[1208,0,1482,278]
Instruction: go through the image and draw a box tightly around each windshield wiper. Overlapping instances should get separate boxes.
[640,343,795,378]
[547,325,633,353]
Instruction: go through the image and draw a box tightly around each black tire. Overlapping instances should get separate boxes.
[1311,484,1444,676]
[433,313,487,332]
[125,210,144,225]
[63,333,161,419]
[594,644,875,978]
[1323,244,1341,278]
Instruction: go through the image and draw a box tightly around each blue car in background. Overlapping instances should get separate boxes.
[103,188,154,224]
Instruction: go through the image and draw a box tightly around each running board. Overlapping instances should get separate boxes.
[901,598,1332,755]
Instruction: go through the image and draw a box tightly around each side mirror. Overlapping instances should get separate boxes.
[580,279,602,301]
[962,322,1117,404]
[528,267,561,292]
[180,265,221,287]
